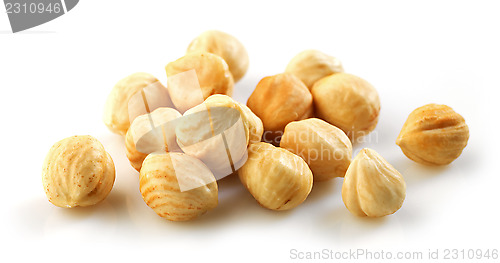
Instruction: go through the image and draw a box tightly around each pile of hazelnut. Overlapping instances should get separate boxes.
[42,30,470,221]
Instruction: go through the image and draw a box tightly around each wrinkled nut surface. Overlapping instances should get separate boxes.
[176,95,250,177]
[280,118,352,181]
[342,148,406,217]
[165,52,234,113]
[125,107,182,172]
[42,135,115,208]
[396,104,469,165]
[104,72,171,136]
[139,153,218,221]
[285,49,344,89]
[312,73,380,140]
[187,30,249,82]
[247,73,313,143]
[238,142,313,211]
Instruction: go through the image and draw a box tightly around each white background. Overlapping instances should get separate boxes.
[1,0,499,262]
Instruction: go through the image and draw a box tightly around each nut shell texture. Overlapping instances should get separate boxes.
[285,49,344,89]
[187,30,249,82]
[103,72,163,136]
[247,73,313,141]
[342,148,406,217]
[280,118,352,181]
[238,142,313,211]
[139,153,218,221]
[312,73,380,140]
[42,135,115,208]
[396,104,469,165]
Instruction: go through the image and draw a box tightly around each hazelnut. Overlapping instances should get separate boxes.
[140,153,218,221]
[396,104,469,165]
[312,72,380,140]
[285,49,344,89]
[280,118,352,181]
[103,72,173,136]
[187,30,249,82]
[247,73,313,144]
[238,102,263,144]
[342,148,406,217]
[176,95,249,178]
[238,142,313,211]
[125,107,182,172]
[165,52,234,113]
[42,135,115,208]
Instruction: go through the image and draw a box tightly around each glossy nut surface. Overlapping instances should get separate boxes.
[166,52,234,113]
[187,30,249,82]
[280,118,352,181]
[247,73,313,143]
[42,135,115,208]
[139,153,218,221]
[285,49,344,89]
[125,107,182,171]
[342,148,406,217]
[176,95,250,176]
[104,72,170,136]
[312,73,380,140]
[396,104,469,165]
[238,142,313,211]
[238,102,263,144]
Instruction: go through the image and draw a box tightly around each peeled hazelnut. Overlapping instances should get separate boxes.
[285,50,344,89]
[165,52,234,113]
[238,142,313,211]
[200,94,263,145]
[42,135,115,208]
[176,95,249,178]
[247,73,313,144]
[187,30,249,82]
[140,153,218,221]
[104,72,173,136]
[342,148,406,217]
[312,73,380,140]
[238,103,263,144]
[396,104,469,165]
[125,107,182,172]
[280,118,352,181]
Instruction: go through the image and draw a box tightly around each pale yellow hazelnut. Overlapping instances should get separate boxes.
[103,72,173,136]
[176,95,249,177]
[312,73,380,140]
[125,107,182,172]
[238,142,313,211]
[187,30,249,82]
[238,103,263,144]
[396,104,469,165]
[165,52,234,113]
[342,148,406,217]
[280,118,352,181]
[140,153,218,221]
[42,135,115,208]
[285,49,344,89]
